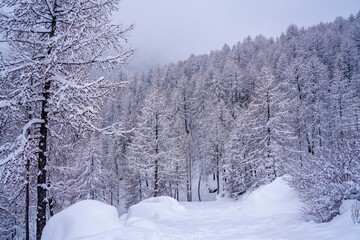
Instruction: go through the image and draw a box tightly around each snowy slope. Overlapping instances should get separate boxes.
[42,177,360,240]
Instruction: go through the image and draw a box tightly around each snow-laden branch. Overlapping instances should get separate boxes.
[0,118,43,165]
[56,50,134,66]
[0,100,10,108]
[83,119,134,137]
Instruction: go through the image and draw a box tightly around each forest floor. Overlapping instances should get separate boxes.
[43,178,360,240]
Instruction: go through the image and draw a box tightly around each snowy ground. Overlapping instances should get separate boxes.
[42,178,360,240]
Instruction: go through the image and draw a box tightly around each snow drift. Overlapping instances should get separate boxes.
[41,178,360,240]
[41,200,121,240]
[125,196,186,230]
[238,176,301,217]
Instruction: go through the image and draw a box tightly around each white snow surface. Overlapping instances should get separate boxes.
[125,196,187,230]
[42,177,360,240]
[41,200,122,240]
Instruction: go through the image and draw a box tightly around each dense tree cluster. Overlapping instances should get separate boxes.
[117,12,360,222]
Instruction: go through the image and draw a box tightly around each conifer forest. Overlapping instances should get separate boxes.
[1,1,360,239]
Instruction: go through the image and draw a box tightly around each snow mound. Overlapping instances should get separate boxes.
[41,200,121,240]
[238,177,301,217]
[332,200,358,225]
[125,196,186,228]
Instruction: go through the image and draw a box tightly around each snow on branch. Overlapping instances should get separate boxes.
[0,100,10,108]
[56,50,134,66]
[84,120,133,137]
[0,118,43,165]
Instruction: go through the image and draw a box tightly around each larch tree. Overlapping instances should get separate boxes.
[0,1,132,239]
[73,133,111,202]
[202,98,231,195]
[300,57,330,153]
[124,87,174,207]
[177,75,196,202]
[330,39,359,139]
[243,67,295,185]
[223,116,250,198]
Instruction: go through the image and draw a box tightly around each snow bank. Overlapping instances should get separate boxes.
[41,200,121,240]
[238,177,301,217]
[125,196,186,229]
[41,181,360,240]
[332,200,358,225]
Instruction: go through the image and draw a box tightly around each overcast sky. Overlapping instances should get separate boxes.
[116,0,360,71]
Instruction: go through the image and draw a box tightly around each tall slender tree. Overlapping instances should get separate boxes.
[124,87,175,207]
[242,67,295,185]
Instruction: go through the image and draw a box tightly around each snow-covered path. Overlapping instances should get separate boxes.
[117,178,359,240]
[162,201,358,240]
[81,201,359,240]
[42,178,360,240]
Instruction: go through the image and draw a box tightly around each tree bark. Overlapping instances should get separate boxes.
[25,157,30,240]
[153,114,159,197]
[186,150,192,202]
[36,80,51,240]
[37,7,57,238]
[197,175,202,202]
[216,145,220,195]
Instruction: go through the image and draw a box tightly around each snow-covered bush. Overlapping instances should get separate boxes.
[351,201,360,224]
[290,139,360,223]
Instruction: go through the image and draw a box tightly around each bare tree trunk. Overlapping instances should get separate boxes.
[197,175,202,202]
[37,7,57,239]
[175,166,179,201]
[36,80,50,240]
[186,152,192,202]
[25,157,30,240]
[216,145,220,195]
[216,169,220,195]
[154,157,159,197]
[154,114,159,197]
[183,91,192,202]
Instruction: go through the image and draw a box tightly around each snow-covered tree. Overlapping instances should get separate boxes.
[223,117,251,198]
[201,98,232,195]
[0,1,132,238]
[124,87,179,207]
[176,75,197,202]
[74,134,112,202]
[290,138,360,222]
[243,67,295,185]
